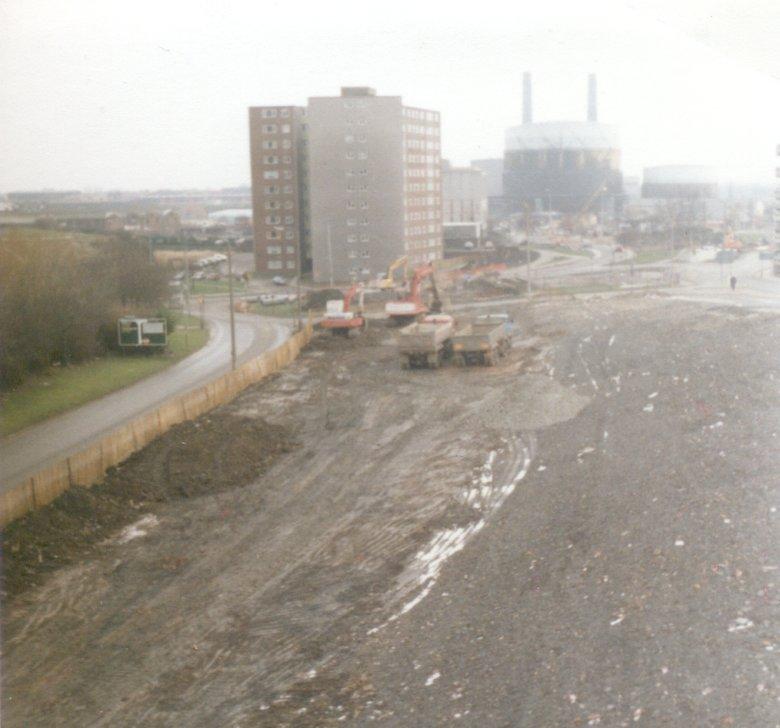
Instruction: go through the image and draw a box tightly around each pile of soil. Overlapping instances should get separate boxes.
[2,412,296,599]
[466,276,526,298]
[304,289,343,311]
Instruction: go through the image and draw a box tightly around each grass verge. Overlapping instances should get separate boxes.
[189,279,248,295]
[632,247,672,265]
[250,301,302,319]
[0,316,208,436]
[535,244,593,258]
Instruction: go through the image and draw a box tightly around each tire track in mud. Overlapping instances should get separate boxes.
[368,433,535,635]
[3,325,558,728]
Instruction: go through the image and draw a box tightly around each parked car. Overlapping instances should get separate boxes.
[272,276,286,286]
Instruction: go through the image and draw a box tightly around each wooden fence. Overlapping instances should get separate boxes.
[0,320,313,528]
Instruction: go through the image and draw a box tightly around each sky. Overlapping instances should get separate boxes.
[1,0,778,192]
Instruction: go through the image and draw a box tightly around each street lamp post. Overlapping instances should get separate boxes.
[226,240,237,371]
[295,238,302,332]
[524,202,532,297]
[182,233,191,351]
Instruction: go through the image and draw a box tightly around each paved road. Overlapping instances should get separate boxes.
[0,301,291,492]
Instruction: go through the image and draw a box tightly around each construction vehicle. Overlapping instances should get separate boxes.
[722,230,743,251]
[375,255,409,290]
[320,283,366,336]
[385,264,442,325]
[452,314,513,367]
[397,314,454,369]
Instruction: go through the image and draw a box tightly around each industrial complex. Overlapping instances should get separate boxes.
[502,73,623,217]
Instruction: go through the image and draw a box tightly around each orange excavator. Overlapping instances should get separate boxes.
[320,283,367,335]
[384,264,442,325]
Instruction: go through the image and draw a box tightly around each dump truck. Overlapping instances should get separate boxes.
[397,315,454,369]
[452,313,513,366]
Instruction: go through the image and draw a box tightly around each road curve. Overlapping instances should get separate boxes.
[0,300,292,493]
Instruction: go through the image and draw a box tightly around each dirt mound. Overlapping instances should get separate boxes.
[2,412,296,599]
[305,289,343,311]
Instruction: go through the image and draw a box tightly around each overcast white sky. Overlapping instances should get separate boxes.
[1,0,778,192]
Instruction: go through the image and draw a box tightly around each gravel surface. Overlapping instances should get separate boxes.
[2,295,778,727]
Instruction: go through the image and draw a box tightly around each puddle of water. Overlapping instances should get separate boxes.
[116,514,160,544]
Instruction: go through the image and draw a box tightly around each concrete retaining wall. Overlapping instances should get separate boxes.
[0,320,313,528]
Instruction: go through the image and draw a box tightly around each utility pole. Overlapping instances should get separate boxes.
[295,240,302,332]
[183,234,191,351]
[524,202,532,297]
[326,222,334,288]
[226,240,237,370]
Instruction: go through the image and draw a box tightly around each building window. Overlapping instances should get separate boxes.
[284,216,294,224]
[346,152,355,160]
[263,155,279,164]
[360,233,370,242]
[262,140,277,150]
[347,234,357,243]
[284,200,293,209]
[347,201,356,209]
[264,185,279,194]
[281,124,291,134]
[262,124,277,133]
[283,185,293,193]
[265,201,280,210]
[280,108,291,117]
[285,230,294,240]
[263,171,279,180]
[261,109,278,118]
[265,215,281,224]
[282,139,292,149]
[267,245,282,254]
[266,230,280,239]
[268,260,283,269]
[286,245,296,254]
[283,170,293,179]
[286,261,296,269]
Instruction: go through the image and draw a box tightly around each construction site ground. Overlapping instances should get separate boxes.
[2,292,779,727]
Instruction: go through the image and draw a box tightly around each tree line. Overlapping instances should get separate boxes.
[0,228,170,387]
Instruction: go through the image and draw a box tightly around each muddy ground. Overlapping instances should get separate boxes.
[2,294,778,727]
[2,413,296,598]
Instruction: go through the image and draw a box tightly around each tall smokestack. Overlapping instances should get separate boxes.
[523,72,533,124]
[587,73,598,122]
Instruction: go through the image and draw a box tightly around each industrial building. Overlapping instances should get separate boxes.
[641,165,718,200]
[442,160,487,225]
[640,165,721,231]
[503,73,623,217]
[250,87,443,282]
[469,158,506,222]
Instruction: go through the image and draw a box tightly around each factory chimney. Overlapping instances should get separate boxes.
[523,72,533,124]
[587,73,598,122]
